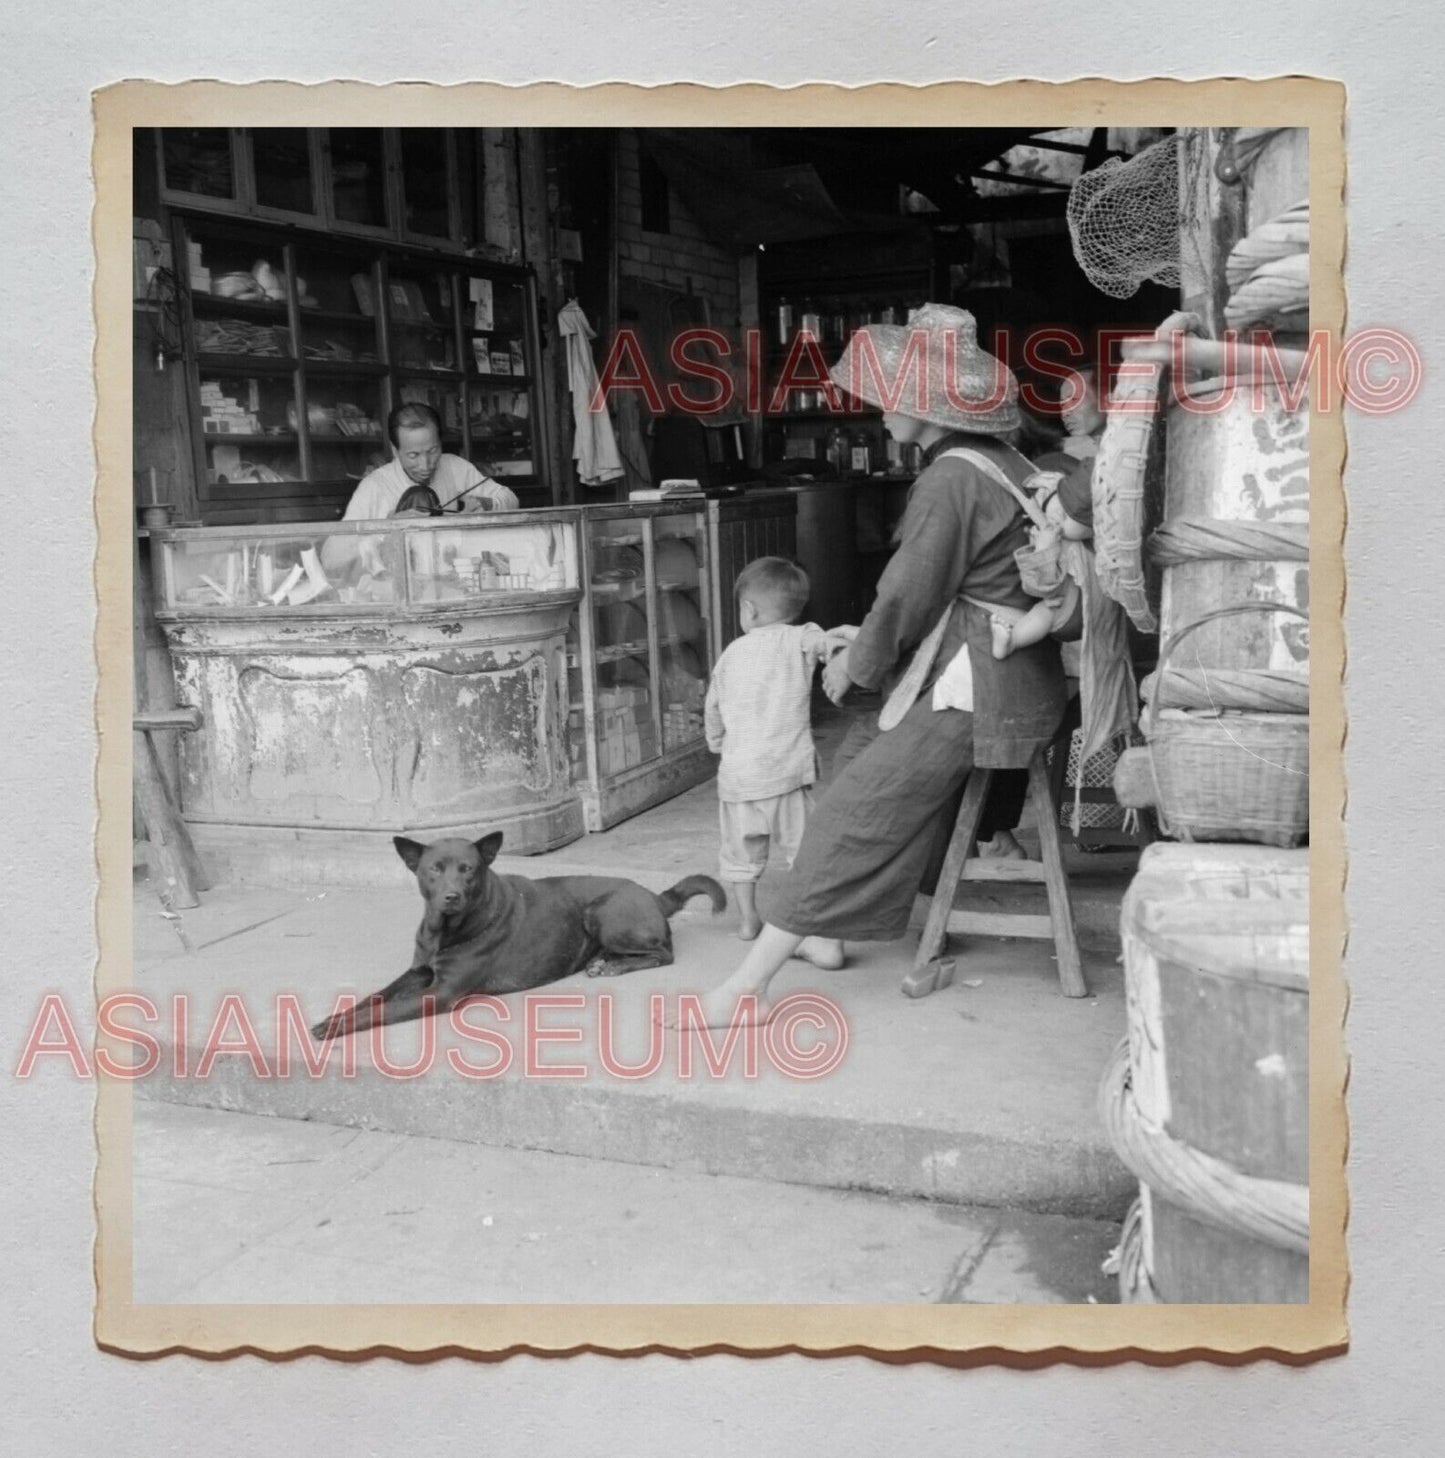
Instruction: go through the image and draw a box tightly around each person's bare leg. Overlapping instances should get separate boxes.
[663,923,804,1028]
[734,880,762,941]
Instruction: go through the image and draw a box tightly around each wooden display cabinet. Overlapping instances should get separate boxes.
[567,504,716,831]
[170,211,548,522]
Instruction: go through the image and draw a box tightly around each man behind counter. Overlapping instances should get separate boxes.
[321,402,519,575]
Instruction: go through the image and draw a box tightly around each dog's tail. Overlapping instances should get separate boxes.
[656,874,727,919]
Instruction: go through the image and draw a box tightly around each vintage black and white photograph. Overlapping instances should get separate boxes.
[100,88,1344,1350]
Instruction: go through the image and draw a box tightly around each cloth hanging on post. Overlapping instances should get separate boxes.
[556,299,625,487]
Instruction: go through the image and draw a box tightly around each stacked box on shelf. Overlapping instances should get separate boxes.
[187,239,210,294]
[594,686,658,776]
[199,380,260,435]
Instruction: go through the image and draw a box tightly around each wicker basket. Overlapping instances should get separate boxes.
[1143,604,1309,848]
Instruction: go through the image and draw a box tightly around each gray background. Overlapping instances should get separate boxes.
[3,1,1441,1451]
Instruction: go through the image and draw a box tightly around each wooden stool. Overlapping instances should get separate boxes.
[905,746,1087,999]
[134,706,209,910]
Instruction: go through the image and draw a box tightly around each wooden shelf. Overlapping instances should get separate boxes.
[202,431,298,443]
[471,371,533,387]
[196,353,296,373]
[301,358,387,376]
[299,306,377,324]
[394,366,465,382]
[171,211,548,520]
[191,294,289,320]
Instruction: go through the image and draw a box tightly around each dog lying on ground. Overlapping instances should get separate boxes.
[310,832,726,1041]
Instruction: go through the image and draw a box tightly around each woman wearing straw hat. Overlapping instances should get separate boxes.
[678,304,1068,1028]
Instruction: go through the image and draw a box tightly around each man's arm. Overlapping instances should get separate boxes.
[454,462,520,513]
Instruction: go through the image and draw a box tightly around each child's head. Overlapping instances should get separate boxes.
[735,556,811,630]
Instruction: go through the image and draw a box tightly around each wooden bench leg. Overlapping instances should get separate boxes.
[133,730,202,910]
[1030,749,1088,998]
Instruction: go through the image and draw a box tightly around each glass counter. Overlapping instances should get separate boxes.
[568,504,714,830]
[152,513,579,616]
[148,511,587,861]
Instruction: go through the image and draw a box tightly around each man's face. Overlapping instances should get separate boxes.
[394,423,442,485]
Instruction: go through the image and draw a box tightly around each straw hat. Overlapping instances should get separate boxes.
[827,303,1020,436]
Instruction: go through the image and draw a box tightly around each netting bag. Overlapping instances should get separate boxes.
[1066,135,1184,299]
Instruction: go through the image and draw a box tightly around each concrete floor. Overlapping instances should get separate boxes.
[129,700,1141,1303]
[132,1101,1121,1305]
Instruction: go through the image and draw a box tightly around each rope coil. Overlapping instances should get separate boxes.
[1098,1038,1309,1255]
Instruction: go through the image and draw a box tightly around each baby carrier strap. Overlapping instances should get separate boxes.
[937,445,1053,533]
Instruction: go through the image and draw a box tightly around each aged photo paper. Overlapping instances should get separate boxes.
[93,78,1347,1359]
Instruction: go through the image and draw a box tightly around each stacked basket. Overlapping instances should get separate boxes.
[1139,368,1311,849]
[1088,170,1313,1299]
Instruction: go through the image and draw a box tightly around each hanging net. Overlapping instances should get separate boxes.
[1066,134,1186,299]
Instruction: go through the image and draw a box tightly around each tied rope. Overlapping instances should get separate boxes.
[1148,517,1309,567]
[1098,1039,1309,1255]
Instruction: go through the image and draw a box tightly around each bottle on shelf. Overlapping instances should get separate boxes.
[849,429,872,477]
[825,426,849,477]
[798,298,822,344]
[826,301,847,348]
[775,296,794,346]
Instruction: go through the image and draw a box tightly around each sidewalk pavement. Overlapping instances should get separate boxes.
[133,1100,1121,1304]
[132,773,1138,1219]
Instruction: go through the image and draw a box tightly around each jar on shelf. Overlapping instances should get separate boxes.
[798,299,822,343]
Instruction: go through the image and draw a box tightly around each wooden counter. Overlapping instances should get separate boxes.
[150,514,586,883]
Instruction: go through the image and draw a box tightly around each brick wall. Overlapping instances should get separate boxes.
[615,132,741,326]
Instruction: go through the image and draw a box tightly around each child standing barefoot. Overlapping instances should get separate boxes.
[704,558,834,943]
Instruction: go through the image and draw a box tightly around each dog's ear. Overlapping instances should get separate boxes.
[474,831,504,866]
[394,837,427,872]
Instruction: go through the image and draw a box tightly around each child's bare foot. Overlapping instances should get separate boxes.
[734,884,762,941]
[990,614,1014,660]
[793,936,845,970]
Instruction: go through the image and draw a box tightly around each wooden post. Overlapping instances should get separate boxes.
[132,729,200,909]
[1177,129,1247,335]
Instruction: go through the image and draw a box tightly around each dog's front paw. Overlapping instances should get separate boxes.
[583,954,610,978]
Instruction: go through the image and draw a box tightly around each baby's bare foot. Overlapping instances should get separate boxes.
[990,615,1014,660]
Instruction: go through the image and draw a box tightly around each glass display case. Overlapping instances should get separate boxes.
[156,126,472,249]
[568,505,714,830]
[250,128,319,218]
[325,128,390,232]
[152,513,579,614]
